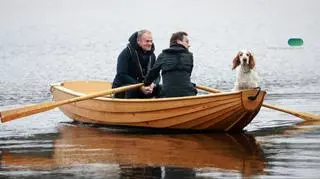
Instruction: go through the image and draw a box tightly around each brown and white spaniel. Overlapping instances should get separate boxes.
[232,50,259,90]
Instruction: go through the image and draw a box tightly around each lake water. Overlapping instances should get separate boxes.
[1,0,320,178]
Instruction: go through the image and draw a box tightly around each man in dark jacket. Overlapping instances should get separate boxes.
[144,31,197,98]
[112,30,160,98]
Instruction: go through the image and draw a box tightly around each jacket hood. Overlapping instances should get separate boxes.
[162,44,189,53]
[128,31,155,52]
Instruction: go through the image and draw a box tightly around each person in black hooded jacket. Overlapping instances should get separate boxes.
[112,30,160,98]
[144,31,197,98]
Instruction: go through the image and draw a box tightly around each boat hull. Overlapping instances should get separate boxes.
[50,81,266,132]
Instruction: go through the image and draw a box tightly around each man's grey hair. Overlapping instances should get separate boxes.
[137,29,151,40]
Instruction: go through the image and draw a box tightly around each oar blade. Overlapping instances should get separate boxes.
[262,103,320,121]
[0,102,59,123]
[195,85,320,121]
[298,112,320,121]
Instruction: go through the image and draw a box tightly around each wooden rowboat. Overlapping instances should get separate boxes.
[50,80,266,132]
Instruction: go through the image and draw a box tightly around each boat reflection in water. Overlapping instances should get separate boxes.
[1,125,265,178]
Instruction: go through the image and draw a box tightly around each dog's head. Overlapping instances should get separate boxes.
[232,50,256,70]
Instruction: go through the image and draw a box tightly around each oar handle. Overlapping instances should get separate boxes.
[0,83,144,123]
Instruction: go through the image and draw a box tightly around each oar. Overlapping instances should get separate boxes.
[0,83,144,123]
[196,85,320,121]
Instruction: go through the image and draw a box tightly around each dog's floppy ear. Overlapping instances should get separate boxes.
[232,52,240,70]
[248,52,256,69]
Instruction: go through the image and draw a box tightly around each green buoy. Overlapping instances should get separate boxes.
[288,38,303,46]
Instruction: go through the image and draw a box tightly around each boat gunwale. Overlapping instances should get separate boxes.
[50,81,264,103]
